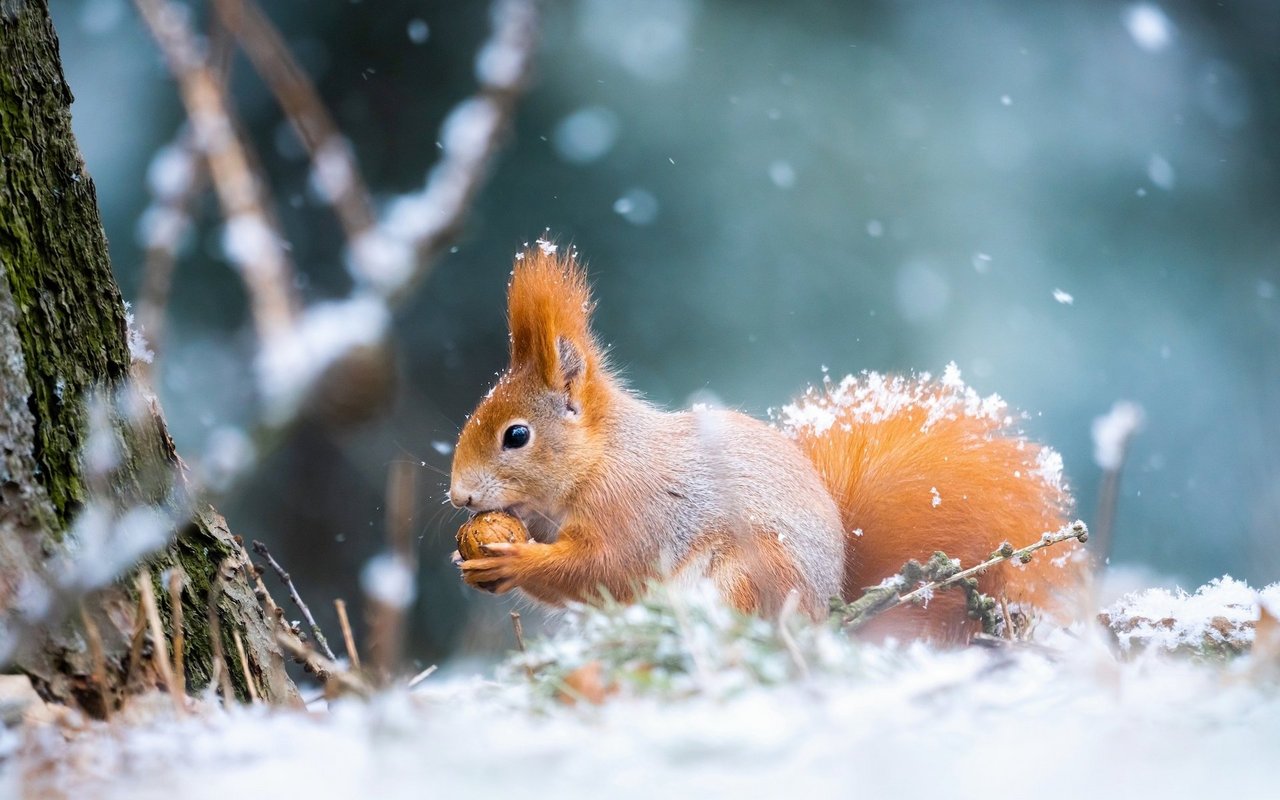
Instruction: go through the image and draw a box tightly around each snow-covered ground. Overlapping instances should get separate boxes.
[5,577,1279,800]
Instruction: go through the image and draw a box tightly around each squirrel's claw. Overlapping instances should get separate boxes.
[459,543,538,594]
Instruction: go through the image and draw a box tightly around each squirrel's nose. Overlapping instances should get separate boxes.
[449,486,474,509]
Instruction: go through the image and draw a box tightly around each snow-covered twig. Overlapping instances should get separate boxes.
[1091,401,1144,565]
[346,0,542,300]
[136,127,204,368]
[211,0,376,240]
[132,0,299,341]
[837,521,1090,632]
[252,540,336,662]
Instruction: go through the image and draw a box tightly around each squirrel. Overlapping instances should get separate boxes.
[449,243,1085,641]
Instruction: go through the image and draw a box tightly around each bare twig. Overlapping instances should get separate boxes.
[777,591,810,680]
[365,462,417,681]
[78,601,111,719]
[232,628,260,703]
[167,569,186,697]
[334,598,360,671]
[348,0,542,300]
[137,570,183,713]
[407,664,438,690]
[838,522,1090,632]
[212,0,376,240]
[275,632,371,698]
[123,594,148,693]
[511,611,533,680]
[252,540,336,661]
[1092,402,1144,568]
[206,573,236,706]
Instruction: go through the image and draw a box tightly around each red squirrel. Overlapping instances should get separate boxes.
[450,243,1084,641]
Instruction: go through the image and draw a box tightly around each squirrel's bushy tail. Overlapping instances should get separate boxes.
[781,366,1087,641]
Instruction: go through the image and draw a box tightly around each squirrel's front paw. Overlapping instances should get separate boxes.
[458,541,537,594]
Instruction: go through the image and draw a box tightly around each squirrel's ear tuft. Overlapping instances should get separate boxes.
[507,240,597,390]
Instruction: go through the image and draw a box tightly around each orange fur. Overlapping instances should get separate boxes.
[787,376,1087,640]
[507,244,596,386]
[452,244,1086,642]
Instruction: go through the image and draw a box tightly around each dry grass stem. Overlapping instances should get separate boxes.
[78,602,111,719]
[510,611,534,680]
[334,599,360,671]
[167,569,186,697]
[366,462,417,681]
[406,665,437,690]
[137,571,183,713]
[275,632,371,698]
[232,628,260,703]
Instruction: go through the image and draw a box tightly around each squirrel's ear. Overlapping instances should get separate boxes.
[507,244,597,398]
[556,335,587,415]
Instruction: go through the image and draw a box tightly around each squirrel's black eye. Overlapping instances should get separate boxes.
[502,424,531,449]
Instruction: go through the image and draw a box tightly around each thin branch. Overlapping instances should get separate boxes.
[365,462,417,681]
[406,664,437,690]
[349,0,543,300]
[206,569,236,706]
[838,521,1090,632]
[252,540,336,661]
[334,599,360,671]
[211,0,376,240]
[511,611,533,681]
[275,632,371,698]
[132,0,298,341]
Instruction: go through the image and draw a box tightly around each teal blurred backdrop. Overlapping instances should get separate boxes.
[51,0,1280,661]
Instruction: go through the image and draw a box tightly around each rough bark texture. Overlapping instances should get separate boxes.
[0,0,297,709]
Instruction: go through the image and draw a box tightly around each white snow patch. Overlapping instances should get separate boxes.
[123,303,154,365]
[308,137,355,204]
[779,368,1009,439]
[360,554,417,609]
[552,107,619,164]
[256,295,390,421]
[768,160,796,189]
[406,19,430,44]
[1103,577,1280,652]
[1124,3,1174,52]
[1147,153,1176,190]
[1052,288,1074,305]
[930,487,941,508]
[221,214,280,274]
[613,188,659,225]
[146,142,196,201]
[1091,401,1145,470]
[16,584,1280,800]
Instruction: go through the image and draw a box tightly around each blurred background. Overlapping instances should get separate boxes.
[51,0,1280,664]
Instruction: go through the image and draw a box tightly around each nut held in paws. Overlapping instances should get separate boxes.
[456,511,529,561]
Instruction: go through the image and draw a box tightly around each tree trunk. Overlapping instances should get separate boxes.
[0,0,297,710]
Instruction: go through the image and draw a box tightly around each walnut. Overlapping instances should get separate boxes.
[456,511,529,562]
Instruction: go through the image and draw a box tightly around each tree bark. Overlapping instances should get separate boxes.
[0,0,297,710]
